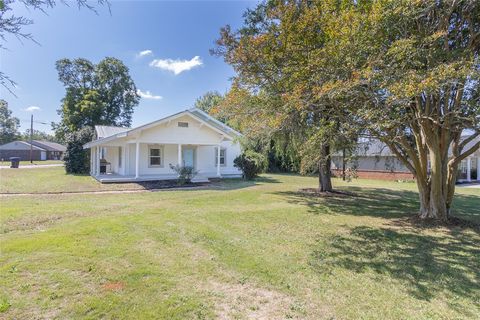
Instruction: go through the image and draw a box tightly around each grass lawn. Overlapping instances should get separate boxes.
[0,160,63,166]
[0,166,151,193]
[0,172,479,319]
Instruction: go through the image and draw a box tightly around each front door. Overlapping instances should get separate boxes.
[182,147,195,168]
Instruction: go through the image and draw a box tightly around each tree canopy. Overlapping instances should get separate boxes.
[213,0,359,191]
[319,0,480,220]
[0,99,20,144]
[194,91,224,115]
[0,0,108,94]
[54,57,140,140]
[215,0,480,221]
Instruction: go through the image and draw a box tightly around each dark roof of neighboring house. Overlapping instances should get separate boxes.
[31,140,66,152]
[0,141,46,151]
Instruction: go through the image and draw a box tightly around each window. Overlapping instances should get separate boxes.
[178,121,189,128]
[459,160,467,173]
[149,145,164,167]
[215,147,226,166]
[100,147,106,159]
[118,147,122,167]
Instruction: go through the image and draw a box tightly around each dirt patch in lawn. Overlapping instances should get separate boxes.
[102,281,125,292]
[205,280,303,319]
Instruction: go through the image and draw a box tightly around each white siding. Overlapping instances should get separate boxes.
[91,113,242,178]
[138,115,224,145]
[123,141,242,177]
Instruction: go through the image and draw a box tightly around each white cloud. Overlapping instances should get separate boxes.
[137,50,153,58]
[149,56,203,75]
[25,106,41,112]
[137,89,163,100]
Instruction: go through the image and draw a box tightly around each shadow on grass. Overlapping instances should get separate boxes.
[274,186,480,222]
[277,185,480,310]
[275,187,419,219]
[118,176,282,192]
[309,225,480,312]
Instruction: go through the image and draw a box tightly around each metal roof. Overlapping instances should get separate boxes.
[95,125,129,139]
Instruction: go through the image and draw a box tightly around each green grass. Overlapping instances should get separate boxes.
[0,160,63,166]
[0,173,479,319]
[0,166,150,193]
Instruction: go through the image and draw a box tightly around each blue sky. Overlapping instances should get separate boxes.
[2,0,256,133]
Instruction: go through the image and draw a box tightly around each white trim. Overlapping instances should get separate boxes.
[216,144,221,177]
[214,147,227,167]
[177,144,182,166]
[135,141,140,179]
[477,157,480,181]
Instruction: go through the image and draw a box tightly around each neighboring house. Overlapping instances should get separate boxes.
[0,140,66,161]
[332,137,480,182]
[30,140,66,160]
[83,108,243,183]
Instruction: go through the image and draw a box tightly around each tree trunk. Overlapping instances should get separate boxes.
[318,144,333,192]
[416,150,449,221]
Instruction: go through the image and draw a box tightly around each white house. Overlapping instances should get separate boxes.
[83,108,243,183]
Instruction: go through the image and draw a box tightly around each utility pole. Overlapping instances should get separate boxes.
[30,114,33,163]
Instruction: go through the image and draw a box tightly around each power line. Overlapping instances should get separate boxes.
[20,119,49,125]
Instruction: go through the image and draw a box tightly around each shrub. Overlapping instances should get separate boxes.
[169,164,198,185]
[233,151,267,180]
[63,127,94,174]
[344,167,358,182]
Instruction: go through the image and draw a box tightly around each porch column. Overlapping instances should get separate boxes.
[466,157,471,182]
[216,144,221,177]
[477,157,480,181]
[135,141,140,178]
[96,146,100,176]
[90,148,94,175]
[178,144,182,166]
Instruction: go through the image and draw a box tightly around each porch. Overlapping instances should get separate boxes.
[90,142,225,183]
[458,156,480,182]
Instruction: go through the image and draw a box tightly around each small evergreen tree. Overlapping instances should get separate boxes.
[63,127,94,174]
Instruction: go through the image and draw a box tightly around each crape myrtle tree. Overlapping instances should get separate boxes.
[320,0,480,221]
[213,1,358,191]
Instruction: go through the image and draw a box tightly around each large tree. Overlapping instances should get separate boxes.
[0,99,20,144]
[54,57,140,140]
[213,1,358,191]
[318,0,480,221]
